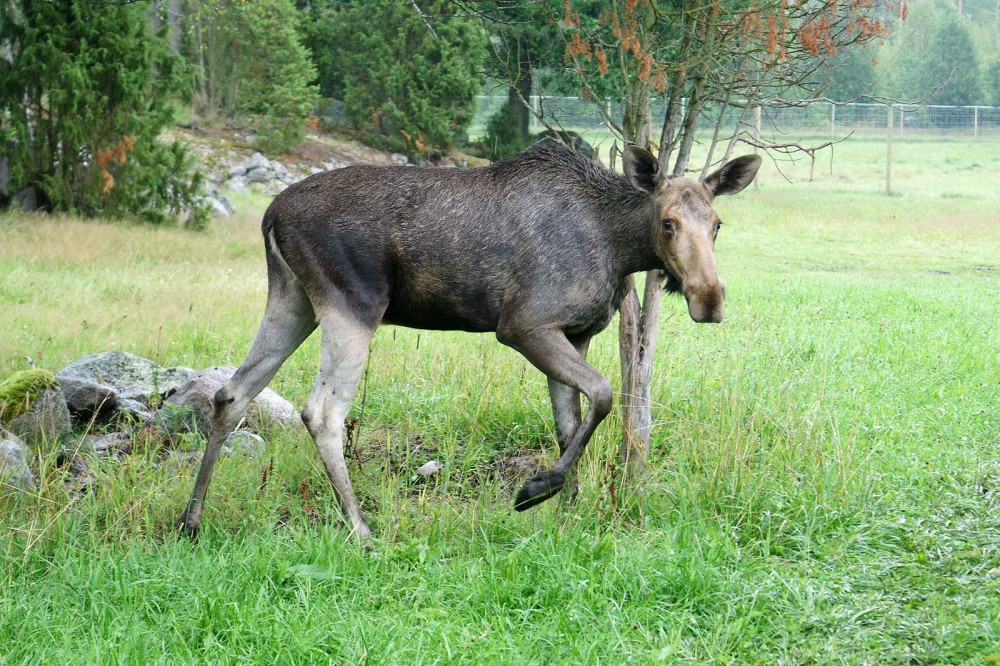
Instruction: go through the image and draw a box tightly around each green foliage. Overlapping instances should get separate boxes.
[482,101,532,159]
[923,18,984,105]
[820,46,879,101]
[881,1,990,106]
[988,61,1000,105]
[303,0,485,156]
[184,0,318,153]
[0,0,206,225]
[0,369,57,423]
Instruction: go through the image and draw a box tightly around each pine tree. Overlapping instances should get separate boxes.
[0,0,205,225]
[301,0,484,157]
[922,18,984,106]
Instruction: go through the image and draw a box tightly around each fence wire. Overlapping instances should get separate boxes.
[473,96,1000,140]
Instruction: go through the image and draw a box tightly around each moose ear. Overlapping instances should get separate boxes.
[703,155,762,197]
[622,145,661,194]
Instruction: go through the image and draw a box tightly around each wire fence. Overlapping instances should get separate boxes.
[472,96,1000,141]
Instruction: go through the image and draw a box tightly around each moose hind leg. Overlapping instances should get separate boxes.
[301,313,377,541]
[178,284,316,538]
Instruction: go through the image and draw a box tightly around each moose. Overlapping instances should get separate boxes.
[177,141,761,540]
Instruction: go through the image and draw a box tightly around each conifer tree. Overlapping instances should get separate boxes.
[0,0,205,225]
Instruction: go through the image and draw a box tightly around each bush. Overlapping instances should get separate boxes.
[304,0,484,157]
[483,101,533,160]
[0,0,206,225]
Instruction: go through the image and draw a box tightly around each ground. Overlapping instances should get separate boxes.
[0,134,998,663]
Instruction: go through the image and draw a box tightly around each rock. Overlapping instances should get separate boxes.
[10,388,71,449]
[245,167,273,184]
[164,366,300,437]
[247,152,270,170]
[261,179,286,196]
[205,196,231,219]
[225,176,250,194]
[309,166,324,175]
[0,368,59,424]
[391,153,409,165]
[0,155,10,199]
[227,165,248,178]
[11,186,38,212]
[59,377,118,419]
[224,430,266,458]
[0,428,35,492]
[415,460,443,477]
[77,431,131,458]
[114,398,154,424]
[56,352,196,406]
[271,161,289,180]
[57,451,94,492]
[245,134,257,146]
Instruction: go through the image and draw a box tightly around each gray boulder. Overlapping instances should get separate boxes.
[245,167,273,184]
[247,152,270,170]
[11,187,38,212]
[59,377,118,419]
[163,366,300,437]
[56,352,196,405]
[11,388,71,449]
[225,175,250,194]
[77,431,131,458]
[0,428,35,492]
[0,155,10,199]
[224,430,266,458]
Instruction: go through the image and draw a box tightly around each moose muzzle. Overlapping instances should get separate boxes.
[683,279,726,323]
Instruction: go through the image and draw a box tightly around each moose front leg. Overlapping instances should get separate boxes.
[498,327,611,511]
[547,337,591,504]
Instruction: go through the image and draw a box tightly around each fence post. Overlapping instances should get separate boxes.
[974,106,979,139]
[886,105,893,196]
[829,102,836,139]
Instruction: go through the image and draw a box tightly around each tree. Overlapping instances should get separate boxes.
[550,0,896,482]
[184,0,318,153]
[300,0,484,157]
[0,0,205,225]
[921,18,983,105]
[988,60,1000,106]
[820,45,879,102]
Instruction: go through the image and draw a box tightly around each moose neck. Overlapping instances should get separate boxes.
[596,176,664,278]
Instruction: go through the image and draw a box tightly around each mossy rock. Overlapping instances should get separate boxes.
[0,369,59,423]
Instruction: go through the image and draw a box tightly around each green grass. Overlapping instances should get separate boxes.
[1,139,999,663]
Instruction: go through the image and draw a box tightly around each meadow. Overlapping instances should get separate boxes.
[1,136,998,664]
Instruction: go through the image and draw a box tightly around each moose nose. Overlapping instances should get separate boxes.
[683,280,725,324]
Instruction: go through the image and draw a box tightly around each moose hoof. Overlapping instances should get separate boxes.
[175,509,200,541]
[514,470,566,511]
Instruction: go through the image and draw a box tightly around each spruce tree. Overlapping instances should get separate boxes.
[0,0,205,225]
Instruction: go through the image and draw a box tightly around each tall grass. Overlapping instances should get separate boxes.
[1,141,998,663]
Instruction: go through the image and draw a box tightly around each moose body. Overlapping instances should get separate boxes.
[178,141,760,540]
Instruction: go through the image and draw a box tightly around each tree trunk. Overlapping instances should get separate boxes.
[617,6,661,482]
[618,271,665,479]
[508,48,532,141]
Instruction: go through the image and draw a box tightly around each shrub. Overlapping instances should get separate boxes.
[304,0,484,157]
[0,0,207,225]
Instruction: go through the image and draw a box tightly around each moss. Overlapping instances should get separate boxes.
[0,369,59,423]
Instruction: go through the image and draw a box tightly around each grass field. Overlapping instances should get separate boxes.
[1,137,999,664]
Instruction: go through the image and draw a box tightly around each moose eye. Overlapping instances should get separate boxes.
[662,219,675,232]
[714,221,723,235]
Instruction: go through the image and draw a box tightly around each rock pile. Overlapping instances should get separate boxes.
[0,351,302,493]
